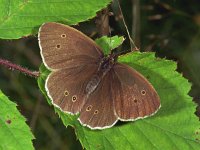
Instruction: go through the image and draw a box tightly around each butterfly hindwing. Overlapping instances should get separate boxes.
[78,73,118,129]
[46,64,98,114]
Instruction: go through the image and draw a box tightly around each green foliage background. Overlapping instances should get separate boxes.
[0,0,200,149]
[0,90,34,150]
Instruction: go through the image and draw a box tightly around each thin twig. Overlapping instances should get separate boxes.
[116,0,139,51]
[0,58,39,78]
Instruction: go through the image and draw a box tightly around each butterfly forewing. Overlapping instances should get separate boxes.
[39,22,103,70]
[78,73,118,129]
[113,63,160,121]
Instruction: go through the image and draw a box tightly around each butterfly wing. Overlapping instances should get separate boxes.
[46,63,98,114]
[113,63,160,121]
[78,73,118,129]
[39,22,103,114]
[39,22,103,70]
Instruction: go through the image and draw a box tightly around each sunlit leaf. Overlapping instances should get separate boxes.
[0,0,111,39]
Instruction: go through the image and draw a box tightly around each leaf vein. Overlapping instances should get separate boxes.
[0,1,29,27]
[144,120,199,144]
[135,125,159,150]
[118,128,136,150]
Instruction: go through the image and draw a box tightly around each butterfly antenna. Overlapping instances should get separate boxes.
[116,0,139,52]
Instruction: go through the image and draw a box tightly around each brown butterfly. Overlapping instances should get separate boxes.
[39,22,160,129]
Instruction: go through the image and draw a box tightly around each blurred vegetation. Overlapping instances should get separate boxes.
[0,0,200,149]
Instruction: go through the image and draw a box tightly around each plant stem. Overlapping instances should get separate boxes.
[0,58,39,78]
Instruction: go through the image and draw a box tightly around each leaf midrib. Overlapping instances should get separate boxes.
[0,0,28,27]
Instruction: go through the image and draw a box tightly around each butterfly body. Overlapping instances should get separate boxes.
[85,54,115,95]
[39,22,161,129]
[98,54,115,72]
[85,75,101,95]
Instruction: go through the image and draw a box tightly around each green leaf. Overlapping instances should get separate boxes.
[38,36,200,150]
[38,64,51,105]
[0,0,111,39]
[95,36,125,55]
[0,90,34,150]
